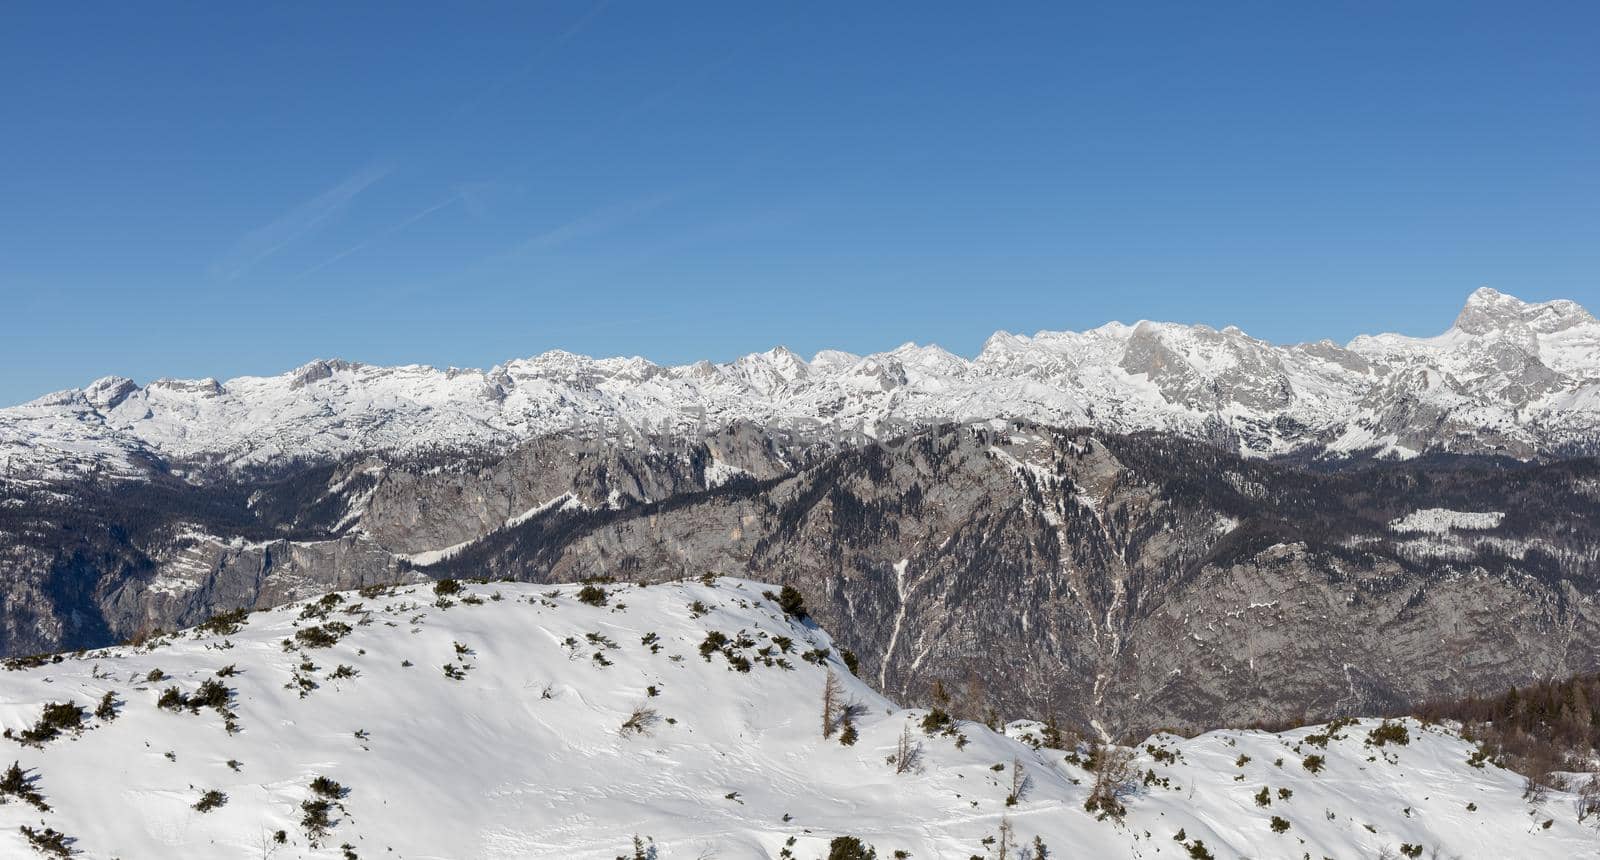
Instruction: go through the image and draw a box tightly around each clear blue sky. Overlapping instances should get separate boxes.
[2,3,1596,405]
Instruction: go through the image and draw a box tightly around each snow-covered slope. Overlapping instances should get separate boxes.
[0,577,1591,858]
[4,288,1600,480]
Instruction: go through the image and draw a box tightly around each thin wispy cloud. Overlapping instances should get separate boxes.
[511,192,677,257]
[210,162,393,281]
[294,190,463,281]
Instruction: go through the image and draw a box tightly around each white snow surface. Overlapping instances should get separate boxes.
[0,577,1593,859]
[1389,508,1507,534]
[5,289,1600,480]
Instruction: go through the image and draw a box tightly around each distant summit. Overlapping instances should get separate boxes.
[5,290,1600,481]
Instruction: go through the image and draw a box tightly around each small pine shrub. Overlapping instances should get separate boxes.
[157,687,187,711]
[920,707,954,735]
[295,622,352,649]
[1303,754,1326,774]
[827,836,876,860]
[433,579,462,597]
[1367,720,1411,747]
[310,776,347,799]
[1269,815,1289,833]
[193,789,227,812]
[301,798,334,841]
[19,825,72,857]
[777,585,808,618]
[94,692,117,721]
[7,702,86,746]
[1,761,49,811]
[577,585,608,606]
[190,679,230,711]
[196,607,250,636]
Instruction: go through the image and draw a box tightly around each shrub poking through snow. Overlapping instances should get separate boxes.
[301,798,334,843]
[577,585,608,607]
[827,835,876,860]
[296,622,352,649]
[1,760,49,811]
[920,707,954,736]
[1303,754,1326,774]
[19,824,73,857]
[196,607,250,636]
[616,835,655,860]
[1366,720,1411,747]
[1270,815,1290,833]
[5,701,86,746]
[620,704,661,737]
[94,692,117,722]
[433,579,461,597]
[193,789,227,812]
[310,776,347,799]
[776,585,808,619]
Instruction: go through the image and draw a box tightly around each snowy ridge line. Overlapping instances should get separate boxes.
[5,287,1600,481]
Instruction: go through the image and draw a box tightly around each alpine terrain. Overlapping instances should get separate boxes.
[1,578,1591,859]
[1,289,1599,740]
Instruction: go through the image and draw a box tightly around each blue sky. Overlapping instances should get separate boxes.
[2,3,1596,405]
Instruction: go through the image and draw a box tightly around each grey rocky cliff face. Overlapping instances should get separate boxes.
[3,423,1598,739]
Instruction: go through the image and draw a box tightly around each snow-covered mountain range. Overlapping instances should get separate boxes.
[2,576,1590,859]
[5,288,1599,481]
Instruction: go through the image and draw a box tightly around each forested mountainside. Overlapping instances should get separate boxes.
[4,421,1598,738]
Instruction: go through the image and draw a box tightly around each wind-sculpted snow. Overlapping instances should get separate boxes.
[0,578,1591,858]
[4,289,1600,481]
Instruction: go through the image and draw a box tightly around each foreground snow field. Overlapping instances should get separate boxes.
[0,577,1593,859]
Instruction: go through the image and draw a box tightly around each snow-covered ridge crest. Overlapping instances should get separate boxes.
[5,288,1600,481]
[0,577,1589,858]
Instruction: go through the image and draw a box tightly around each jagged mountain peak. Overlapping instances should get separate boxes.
[3,290,1599,481]
[1455,286,1597,335]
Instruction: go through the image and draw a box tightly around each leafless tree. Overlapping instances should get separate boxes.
[822,669,843,739]
[620,703,661,737]
[1086,746,1136,817]
[993,816,1014,859]
[1007,756,1030,805]
[892,723,923,774]
[1579,775,1600,823]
